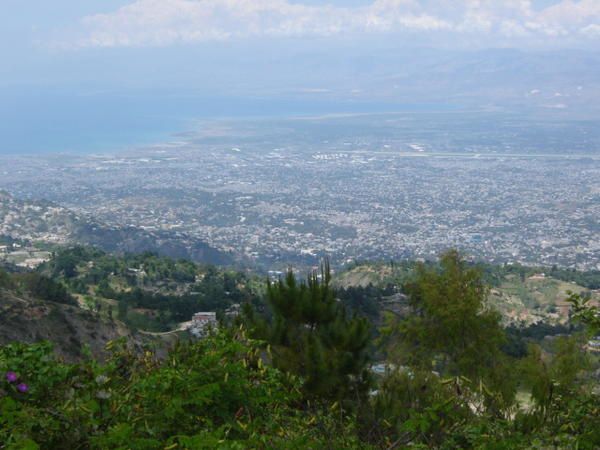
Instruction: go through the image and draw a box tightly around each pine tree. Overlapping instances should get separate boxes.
[244,260,372,403]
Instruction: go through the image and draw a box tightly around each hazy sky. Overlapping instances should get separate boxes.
[1,1,597,88]
[76,0,600,48]
[3,1,599,49]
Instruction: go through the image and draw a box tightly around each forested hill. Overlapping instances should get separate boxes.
[1,244,598,365]
[0,248,598,448]
[0,246,251,360]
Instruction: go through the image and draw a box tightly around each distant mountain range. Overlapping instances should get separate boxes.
[352,48,600,113]
[190,46,600,116]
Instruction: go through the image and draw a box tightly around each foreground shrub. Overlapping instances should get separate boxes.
[0,332,365,449]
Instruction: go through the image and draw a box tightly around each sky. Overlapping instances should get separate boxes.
[2,0,599,87]
[6,0,599,49]
[1,1,599,153]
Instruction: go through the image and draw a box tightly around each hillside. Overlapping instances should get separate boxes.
[0,191,234,265]
[0,245,262,362]
[1,249,598,449]
[334,261,600,326]
[488,274,594,326]
[35,246,261,332]
[0,286,144,362]
[1,245,597,366]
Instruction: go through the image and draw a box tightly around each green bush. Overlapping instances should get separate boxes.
[0,332,366,449]
[16,273,77,306]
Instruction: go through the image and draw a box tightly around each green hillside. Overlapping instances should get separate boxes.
[0,269,172,362]
[0,249,597,449]
[334,261,600,326]
[35,246,262,333]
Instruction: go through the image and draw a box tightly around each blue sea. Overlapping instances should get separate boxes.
[0,88,434,155]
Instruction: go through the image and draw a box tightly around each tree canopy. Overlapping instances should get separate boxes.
[243,261,372,403]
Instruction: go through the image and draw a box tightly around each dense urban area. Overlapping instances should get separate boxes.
[1,112,598,270]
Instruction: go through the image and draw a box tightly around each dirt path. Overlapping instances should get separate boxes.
[137,320,192,336]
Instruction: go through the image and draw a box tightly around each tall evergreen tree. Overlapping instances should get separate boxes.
[244,261,372,403]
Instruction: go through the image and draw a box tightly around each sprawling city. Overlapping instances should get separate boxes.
[1,112,598,270]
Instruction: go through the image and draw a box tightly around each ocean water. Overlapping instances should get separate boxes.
[0,88,427,155]
[1,89,168,154]
[0,87,460,155]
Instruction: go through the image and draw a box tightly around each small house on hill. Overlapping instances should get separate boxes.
[528,273,546,280]
[188,312,217,338]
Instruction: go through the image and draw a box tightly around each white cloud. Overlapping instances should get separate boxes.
[541,0,600,26]
[76,0,358,47]
[581,23,600,36]
[500,20,531,37]
[67,0,600,48]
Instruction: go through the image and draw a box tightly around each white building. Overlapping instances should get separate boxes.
[188,312,217,338]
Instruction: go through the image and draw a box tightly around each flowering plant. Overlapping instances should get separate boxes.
[5,371,17,383]
[3,371,28,394]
